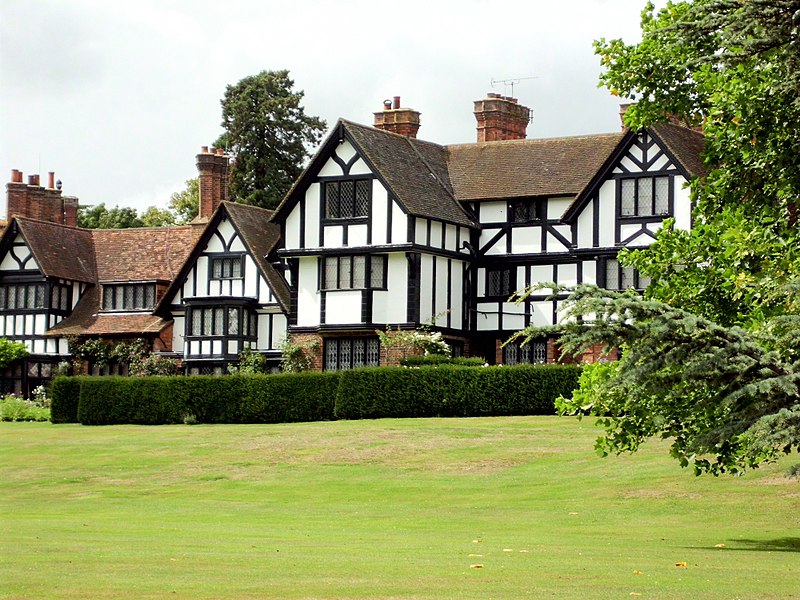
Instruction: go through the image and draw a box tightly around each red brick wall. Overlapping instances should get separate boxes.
[474,94,531,142]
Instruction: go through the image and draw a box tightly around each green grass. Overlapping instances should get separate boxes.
[2,417,798,599]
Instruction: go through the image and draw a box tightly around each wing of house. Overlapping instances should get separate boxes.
[271,94,706,368]
[156,200,290,374]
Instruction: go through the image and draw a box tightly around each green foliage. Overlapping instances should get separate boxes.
[523,284,800,475]
[549,0,800,475]
[333,364,581,420]
[280,337,320,373]
[1,386,50,422]
[596,0,800,329]
[0,338,29,368]
[400,355,486,368]
[168,178,199,224]
[50,376,83,423]
[77,203,145,229]
[73,372,339,425]
[67,337,178,376]
[215,70,326,210]
[140,206,176,227]
[376,326,451,358]
[227,347,269,375]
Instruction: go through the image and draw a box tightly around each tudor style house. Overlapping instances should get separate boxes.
[272,95,705,368]
[1,93,704,389]
[0,149,289,393]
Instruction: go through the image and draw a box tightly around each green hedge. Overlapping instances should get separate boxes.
[334,364,581,419]
[50,364,580,425]
[49,376,83,423]
[400,355,487,367]
[70,372,339,425]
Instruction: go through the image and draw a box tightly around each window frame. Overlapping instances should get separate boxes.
[508,199,542,223]
[485,267,517,298]
[603,257,651,291]
[209,254,245,281]
[320,255,387,291]
[101,283,157,312]
[322,178,372,222]
[503,338,548,365]
[618,175,671,218]
[323,337,381,371]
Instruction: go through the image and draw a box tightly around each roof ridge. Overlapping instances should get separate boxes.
[446,131,626,150]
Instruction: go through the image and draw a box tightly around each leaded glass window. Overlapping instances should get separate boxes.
[101,284,156,311]
[323,179,371,220]
[321,256,387,290]
[503,339,548,365]
[619,176,671,217]
[486,268,515,297]
[210,256,243,279]
[324,338,381,371]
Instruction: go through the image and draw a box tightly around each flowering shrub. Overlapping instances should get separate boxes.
[376,326,451,359]
[0,389,50,422]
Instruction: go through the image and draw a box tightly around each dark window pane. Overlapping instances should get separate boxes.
[227,307,239,335]
[370,256,385,288]
[325,182,339,218]
[352,256,366,289]
[213,308,224,335]
[638,179,653,216]
[340,181,355,218]
[605,258,620,290]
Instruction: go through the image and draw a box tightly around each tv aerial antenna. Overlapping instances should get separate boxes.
[490,76,538,97]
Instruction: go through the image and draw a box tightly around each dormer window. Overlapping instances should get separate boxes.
[210,255,244,280]
[620,176,670,217]
[323,179,371,220]
[102,283,156,311]
[509,199,542,223]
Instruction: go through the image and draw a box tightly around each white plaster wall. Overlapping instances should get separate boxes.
[371,184,389,246]
[673,176,692,232]
[418,254,433,322]
[325,291,362,324]
[173,314,185,354]
[547,197,572,220]
[444,225,457,251]
[348,225,368,247]
[449,262,464,326]
[318,152,346,177]
[582,260,597,285]
[285,204,301,249]
[558,263,578,287]
[373,253,407,324]
[530,301,553,327]
[296,257,320,327]
[415,218,428,246]
[476,302,498,331]
[597,180,616,247]
[306,183,321,247]
[430,222,442,248]
[434,256,449,326]
[323,225,344,248]
[350,158,370,175]
[576,200,594,248]
[511,226,542,254]
[530,264,554,287]
[480,201,506,224]
[391,201,408,244]
[481,228,505,255]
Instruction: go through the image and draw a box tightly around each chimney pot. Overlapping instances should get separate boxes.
[383,99,392,110]
[28,175,36,186]
[48,172,55,189]
[393,96,401,110]
[11,169,22,183]
[201,145,209,153]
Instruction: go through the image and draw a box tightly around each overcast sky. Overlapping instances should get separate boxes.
[0,0,649,215]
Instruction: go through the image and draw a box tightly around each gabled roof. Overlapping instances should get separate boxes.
[446,132,626,201]
[92,225,200,283]
[8,218,97,282]
[650,122,707,179]
[222,201,290,311]
[343,121,476,227]
[275,119,477,228]
[157,201,290,313]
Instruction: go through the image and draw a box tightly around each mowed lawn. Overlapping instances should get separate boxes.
[1,417,798,599]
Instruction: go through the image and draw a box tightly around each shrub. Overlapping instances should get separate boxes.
[400,355,486,368]
[0,395,50,422]
[50,376,83,423]
[334,364,582,420]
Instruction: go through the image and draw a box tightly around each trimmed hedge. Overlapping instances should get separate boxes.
[50,364,580,425]
[49,376,83,423]
[71,372,340,425]
[333,364,581,419]
[400,355,487,367]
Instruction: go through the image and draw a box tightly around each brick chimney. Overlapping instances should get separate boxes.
[373,96,421,138]
[6,169,79,227]
[474,93,532,142]
[196,146,229,222]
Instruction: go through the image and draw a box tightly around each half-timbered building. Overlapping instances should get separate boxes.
[272,95,705,368]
